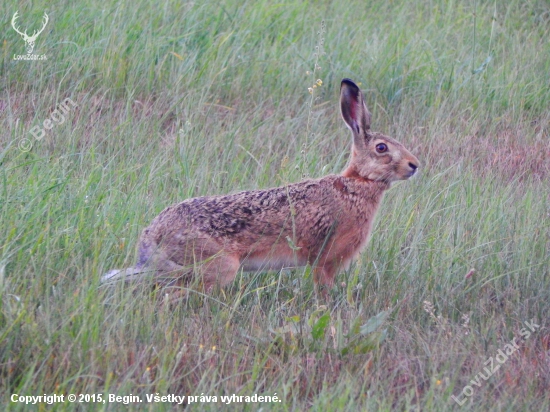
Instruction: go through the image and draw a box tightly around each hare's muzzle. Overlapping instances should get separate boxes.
[405,156,420,178]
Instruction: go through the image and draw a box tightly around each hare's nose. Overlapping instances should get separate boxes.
[408,162,418,173]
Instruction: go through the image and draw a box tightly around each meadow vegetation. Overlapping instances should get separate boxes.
[1,0,549,410]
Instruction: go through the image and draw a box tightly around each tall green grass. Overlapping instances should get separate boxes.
[1,0,549,410]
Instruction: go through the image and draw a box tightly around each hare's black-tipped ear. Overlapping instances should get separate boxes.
[340,79,371,144]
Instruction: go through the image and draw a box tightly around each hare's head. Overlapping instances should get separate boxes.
[340,79,419,184]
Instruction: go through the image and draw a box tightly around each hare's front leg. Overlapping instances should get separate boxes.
[313,263,339,297]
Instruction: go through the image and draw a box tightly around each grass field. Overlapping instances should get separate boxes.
[1,0,549,410]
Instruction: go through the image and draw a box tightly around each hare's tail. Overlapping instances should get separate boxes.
[101,267,147,283]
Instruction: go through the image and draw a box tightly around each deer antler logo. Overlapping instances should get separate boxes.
[11,11,49,55]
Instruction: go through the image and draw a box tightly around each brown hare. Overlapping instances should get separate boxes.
[102,79,419,295]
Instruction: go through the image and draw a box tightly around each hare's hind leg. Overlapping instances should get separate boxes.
[160,254,240,304]
[140,233,241,293]
[201,253,241,292]
[179,238,241,291]
[156,251,240,302]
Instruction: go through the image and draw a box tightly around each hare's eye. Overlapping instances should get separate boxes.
[375,143,388,153]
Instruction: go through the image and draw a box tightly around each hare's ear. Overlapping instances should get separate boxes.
[340,79,372,147]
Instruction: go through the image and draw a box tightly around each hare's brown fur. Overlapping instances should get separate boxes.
[102,79,420,293]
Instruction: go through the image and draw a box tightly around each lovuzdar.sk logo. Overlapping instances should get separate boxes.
[11,11,49,61]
